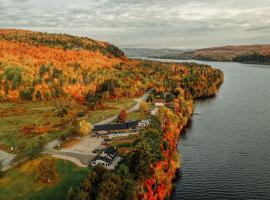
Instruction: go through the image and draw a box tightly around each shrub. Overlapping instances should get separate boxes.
[77,111,85,117]
[118,109,128,122]
[38,158,56,183]
[140,101,149,113]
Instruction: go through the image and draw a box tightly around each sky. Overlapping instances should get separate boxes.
[0,0,270,48]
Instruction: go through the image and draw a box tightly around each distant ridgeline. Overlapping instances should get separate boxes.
[233,53,270,64]
[123,45,270,65]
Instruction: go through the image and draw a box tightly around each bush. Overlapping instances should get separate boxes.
[140,101,149,113]
[118,109,128,122]
[38,158,56,183]
[77,111,85,117]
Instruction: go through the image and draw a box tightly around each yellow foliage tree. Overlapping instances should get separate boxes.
[79,120,91,136]
[140,101,149,113]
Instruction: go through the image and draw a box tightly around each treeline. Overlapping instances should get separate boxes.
[233,53,270,64]
[0,29,124,58]
[0,59,223,105]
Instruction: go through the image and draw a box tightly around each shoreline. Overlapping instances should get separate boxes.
[138,56,270,66]
[140,76,224,199]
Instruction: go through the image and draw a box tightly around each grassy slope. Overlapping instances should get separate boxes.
[0,156,91,200]
[0,98,136,153]
[87,98,136,124]
[0,101,84,154]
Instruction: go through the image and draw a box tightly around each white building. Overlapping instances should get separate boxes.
[154,99,165,107]
[150,107,159,116]
[91,146,121,169]
[138,119,151,127]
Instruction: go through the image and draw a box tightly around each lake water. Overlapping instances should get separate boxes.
[167,60,270,200]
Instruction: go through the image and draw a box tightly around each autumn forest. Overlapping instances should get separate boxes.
[0,29,223,200]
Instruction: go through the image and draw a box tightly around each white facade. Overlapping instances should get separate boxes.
[138,119,151,127]
[150,107,159,116]
[91,159,110,167]
[155,102,165,107]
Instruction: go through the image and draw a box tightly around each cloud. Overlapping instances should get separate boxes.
[246,26,270,31]
[0,0,270,48]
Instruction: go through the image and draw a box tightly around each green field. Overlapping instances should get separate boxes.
[0,98,138,199]
[0,156,91,200]
[87,98,136,124]
[0,101,84,155]
[0,98,135,155]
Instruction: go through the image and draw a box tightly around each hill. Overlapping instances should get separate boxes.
[0,29,126,102]
[0,29,224,200]
[181,45,270,64]
[123,45,270,64]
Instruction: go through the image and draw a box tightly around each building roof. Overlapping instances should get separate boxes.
[92,146,118,164]
[93,121,139,132]
[104,146,118,158]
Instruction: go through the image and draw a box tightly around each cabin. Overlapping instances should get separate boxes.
[93,120,139,136]
[91,146,119,169]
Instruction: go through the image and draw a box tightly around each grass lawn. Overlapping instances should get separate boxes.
[0,156,91,200]
[87,98,136,124]
[129,111,149,121]
[0,101,84,154]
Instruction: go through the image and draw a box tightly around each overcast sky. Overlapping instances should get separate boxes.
[0,0,270,48]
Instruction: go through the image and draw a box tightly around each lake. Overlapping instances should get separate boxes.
[167,60,270,200]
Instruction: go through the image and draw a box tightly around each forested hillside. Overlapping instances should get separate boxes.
[0,29,224,200]
[123,45,270,65]
[0,29,223,104]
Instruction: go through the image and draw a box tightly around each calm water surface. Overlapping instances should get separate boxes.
[168,60,270,200]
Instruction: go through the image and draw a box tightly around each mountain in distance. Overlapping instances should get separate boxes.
[122,44,270,64]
